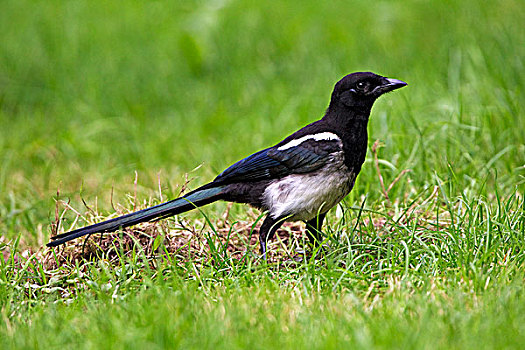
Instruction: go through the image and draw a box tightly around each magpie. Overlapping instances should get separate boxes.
[47,72,407,257]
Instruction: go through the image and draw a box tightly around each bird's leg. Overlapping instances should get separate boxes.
[305,213,326,246]
[259,215,286,260]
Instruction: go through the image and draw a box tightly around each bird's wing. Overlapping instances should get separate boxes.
[213,135,342,184]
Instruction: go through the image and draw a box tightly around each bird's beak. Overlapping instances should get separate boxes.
[375,77,408,95]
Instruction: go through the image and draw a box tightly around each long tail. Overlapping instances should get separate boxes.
[47,185,225,247]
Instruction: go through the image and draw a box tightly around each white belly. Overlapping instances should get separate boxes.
[262,152,355,221]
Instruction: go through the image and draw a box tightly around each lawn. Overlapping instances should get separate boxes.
[0,0,524,349]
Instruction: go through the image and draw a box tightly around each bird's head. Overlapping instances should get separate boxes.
[329,72,407,115]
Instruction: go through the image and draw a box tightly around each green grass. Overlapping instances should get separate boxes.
[1,0,524,348]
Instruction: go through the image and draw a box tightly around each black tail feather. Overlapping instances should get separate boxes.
[47,185,225,247]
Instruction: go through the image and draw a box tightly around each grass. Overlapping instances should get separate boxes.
[0,0,524,348]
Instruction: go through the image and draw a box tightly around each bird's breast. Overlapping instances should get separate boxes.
[263,151,356,221]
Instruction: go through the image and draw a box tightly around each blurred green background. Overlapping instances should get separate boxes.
[1,0,524,245]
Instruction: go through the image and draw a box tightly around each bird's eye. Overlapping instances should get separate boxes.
[356,81,367,91]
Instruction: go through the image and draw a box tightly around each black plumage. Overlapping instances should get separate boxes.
[47,72,407,257]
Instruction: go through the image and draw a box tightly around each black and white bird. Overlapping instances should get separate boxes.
[47,72,407,256]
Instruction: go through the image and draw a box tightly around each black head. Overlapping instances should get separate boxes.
[329,72,407,114]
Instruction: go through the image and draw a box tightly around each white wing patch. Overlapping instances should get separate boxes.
[277,132,340,151]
